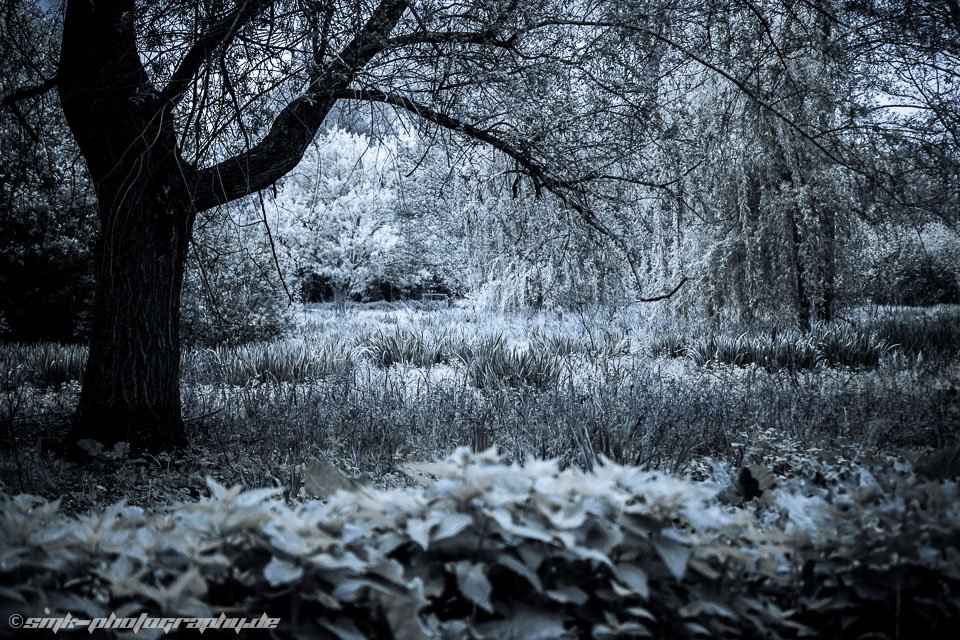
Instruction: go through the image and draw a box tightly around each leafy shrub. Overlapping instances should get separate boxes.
[0,204,97,343]
[874,311,960,360]
[2,449,959,639]
[181,207,297,347]
[865,227,960,307]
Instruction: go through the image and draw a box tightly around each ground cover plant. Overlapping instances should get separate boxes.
[2,447,959,639]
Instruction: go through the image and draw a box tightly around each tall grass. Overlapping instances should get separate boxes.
[2,303,956,505]
[358,326,452,368]
[650,324,895,370]
[199,339,354,385]
[464,333,563,390]
[0,343,87,388]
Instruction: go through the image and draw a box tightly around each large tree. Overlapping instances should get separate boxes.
[8,0,681,455]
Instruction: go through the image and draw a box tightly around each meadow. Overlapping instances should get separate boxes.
[2,302,957,513]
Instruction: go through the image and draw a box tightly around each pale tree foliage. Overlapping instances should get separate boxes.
[425,148,637,311]
[633,0,867,327]
[273,127,417,304]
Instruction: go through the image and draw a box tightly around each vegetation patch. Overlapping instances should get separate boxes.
[2,448,959,638]
[651,323,899,371]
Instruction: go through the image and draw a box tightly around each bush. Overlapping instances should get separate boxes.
[181,207,298,346]
[0,205,97,343]
[874,310,960,360]
[866,227,960,307]
[2,449,959,639]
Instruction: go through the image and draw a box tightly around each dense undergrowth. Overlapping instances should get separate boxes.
[2,305,959,511]
[2,447,959,639]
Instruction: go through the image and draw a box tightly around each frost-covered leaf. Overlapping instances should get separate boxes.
[407,517,434,550]
[653,536,690,581]
[304,460,365,497]
[546,585,588,605]
[496,553,543,592]
[433,513,474,542]
[264,557,303,586]
[310,551,366,573]
[487,508,552,542]
[613,563,649,599]
[454,561,493,613]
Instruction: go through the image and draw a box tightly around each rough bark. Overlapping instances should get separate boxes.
[57,0,195,455]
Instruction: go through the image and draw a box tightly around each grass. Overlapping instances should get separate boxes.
[649,321,926,370]
[0,343,87,388]
[1,303,957,512]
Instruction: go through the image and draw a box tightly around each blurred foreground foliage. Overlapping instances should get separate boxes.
[1,447,958,639]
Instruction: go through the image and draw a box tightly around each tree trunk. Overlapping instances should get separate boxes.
[53,0,397,456]
[57,0,195,457]
[787,208,812,332]
[65,179,193,456]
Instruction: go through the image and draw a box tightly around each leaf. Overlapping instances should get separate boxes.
[748,464,776,492]
[546,585,589,605]
[432,513,474,542]
[454,561,494,613]
[318,618,366,640]
[613,563,649,599]
[76,439,129,462]
[76,439,103,456]
[264,557,304,587]
[488,508,553,542]
[653,536,690,581]
[406,517,433,550]
[310,551,367,573]
[496,553,543,592]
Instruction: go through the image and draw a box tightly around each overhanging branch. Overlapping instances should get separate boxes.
[333,86,654,288]
[1,75,58,143]
[160,1,274,109]
[637,276,688,302]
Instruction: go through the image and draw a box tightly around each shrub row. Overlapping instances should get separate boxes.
[2,448,958,638]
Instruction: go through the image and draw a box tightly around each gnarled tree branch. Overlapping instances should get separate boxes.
[192,0,409,211]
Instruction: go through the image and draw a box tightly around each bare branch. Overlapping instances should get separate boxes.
[160,1,274,109]
[1,76,58,142]
[637,276,688,303]
[192,0,409,211]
